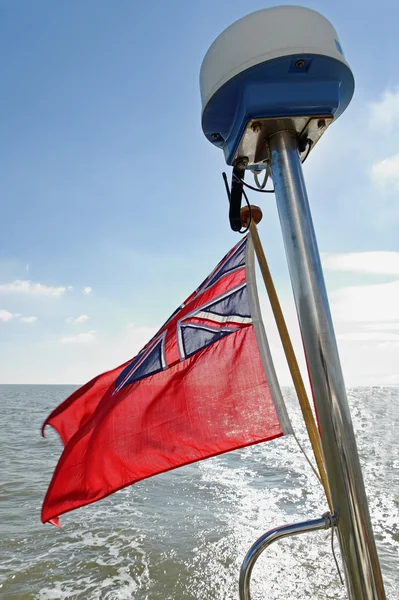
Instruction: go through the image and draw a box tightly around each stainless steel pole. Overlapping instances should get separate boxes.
[269,129,385,599]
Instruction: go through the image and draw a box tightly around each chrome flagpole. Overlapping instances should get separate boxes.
[200,5,386,597]
[269,129,385,599]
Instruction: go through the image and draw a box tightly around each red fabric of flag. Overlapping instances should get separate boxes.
[42,237,289,525]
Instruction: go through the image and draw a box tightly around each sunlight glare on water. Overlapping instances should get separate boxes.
[0,385,398,599]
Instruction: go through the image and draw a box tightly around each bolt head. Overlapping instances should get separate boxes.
[236,157,249,169]
[251,121,262,133]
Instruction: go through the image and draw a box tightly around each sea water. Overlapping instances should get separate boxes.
[0,385,398,599]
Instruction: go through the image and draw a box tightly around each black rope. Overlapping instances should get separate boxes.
[239,187,252,235]
[232,173,275,193]
[323,512,344,586]
[331,520,344,586]
[254,164,270,189]
[301,138,313,163]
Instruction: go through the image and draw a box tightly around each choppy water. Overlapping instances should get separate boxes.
[0,385,398,599]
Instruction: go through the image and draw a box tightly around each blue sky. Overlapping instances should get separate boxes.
[1,0,398,385]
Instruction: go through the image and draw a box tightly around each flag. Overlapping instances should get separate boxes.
[42,236,291,525]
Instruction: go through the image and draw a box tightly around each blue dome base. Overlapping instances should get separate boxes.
[201,54,354,165]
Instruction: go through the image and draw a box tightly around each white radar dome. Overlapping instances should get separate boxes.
[200,6,354,165]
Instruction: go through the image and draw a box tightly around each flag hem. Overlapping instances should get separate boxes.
[246,235,293,434]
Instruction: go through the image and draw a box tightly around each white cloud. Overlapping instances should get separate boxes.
[369,87,399,132]
[371,152,399,190]
[337,332,399,342]
[330,280,399,323]
[323,251,399,276]
[20,316,38,323]
[83,287,92,295]
[0,280,66,298]
[66,314,89,325]
[60,331,96,344]
[23,323,157,384]
[258,285,399,386]
[365,322,399,331]
[0,309,15,322]
[0,310,38,323]
[126,323,157,342]
[67,286,73,291]
[75,314,89,324]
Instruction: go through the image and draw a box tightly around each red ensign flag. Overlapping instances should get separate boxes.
[42,236,291,525]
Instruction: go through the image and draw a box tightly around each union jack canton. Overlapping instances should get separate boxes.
[114,237,252,394]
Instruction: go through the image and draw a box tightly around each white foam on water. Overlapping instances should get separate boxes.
[38,582,75,599]
[1,386,398,598]
[184,435,346,600]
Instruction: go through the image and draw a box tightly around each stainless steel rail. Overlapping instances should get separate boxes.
[239,515,331,599]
